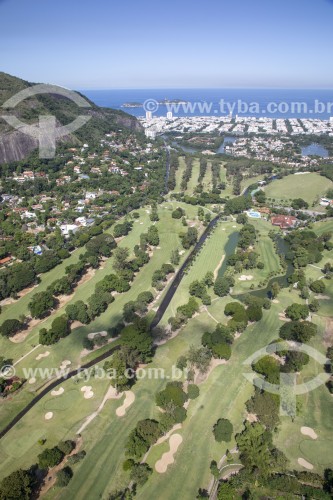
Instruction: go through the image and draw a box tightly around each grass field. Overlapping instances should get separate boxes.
[264,172,332,207]
[201,160,213,192]
[160,219,240,324]
[0,204,203,429]
[0,249,82,323]
[231,219,282,294]
[1,196,332,497]
[186,158,200,194]
[174,156,186,192]
[274,314,333,473]
[1,286,298,499]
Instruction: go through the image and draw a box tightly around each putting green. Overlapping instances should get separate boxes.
[43,389,81,411]
[299,439,333,465]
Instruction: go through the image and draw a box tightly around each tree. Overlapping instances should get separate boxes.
[82,337,94,350]
[188,346,212,374]
[213,418,233,442]
[38,447,64,469]
[113,247,130,272]
[236,213,248,224]
[270,281,280,299]
[0,469,34,500]
[121,325,153,362]
[309,280,326,294]
[136,419,161,445]
[88,291,113,319]
[181,227,198,249]
[104,351,130,390]
[29,291,56,319]
[170,249,180,265]
[187,384,200,399]
[156,382,187,409]
[212,342,232,360]
[0,319,23,338]
[56,466,73,487]
[172,207,184,219]
[57,440,75,455]
[236,422,275,475]
[50,315,70,339]
[217,482,238,500]
[130,463,152,486]
[214,277,230,297]
[253,355,280,384]
[147,226,159,246]
[210,460,220,478]
[285,303,309,321]
[279,320,317,343]
[66,301,90,324]
[203,271,214,287]
[247,304,263,322]
[86,233,116,257]
[309,299,320,312]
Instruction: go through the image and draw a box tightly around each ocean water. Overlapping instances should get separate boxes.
[81,88,333,119]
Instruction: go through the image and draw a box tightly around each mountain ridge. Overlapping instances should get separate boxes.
[0,72,142,164]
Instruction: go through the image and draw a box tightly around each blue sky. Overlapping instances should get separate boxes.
[0,0,332,89]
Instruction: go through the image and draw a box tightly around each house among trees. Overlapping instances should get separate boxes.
[271,215,297,229]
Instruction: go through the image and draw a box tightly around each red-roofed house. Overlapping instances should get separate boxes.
[271,215,297,229]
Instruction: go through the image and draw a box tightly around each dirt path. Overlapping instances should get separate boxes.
[76,385,122,434]
[13,344,41,366]
[213,255,225,280]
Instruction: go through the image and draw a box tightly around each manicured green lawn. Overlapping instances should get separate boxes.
[241,174,265,193]
[186,158,200,195]
[201,160,213,192]
[232,219,282,294]
[0,292,288,499]
[0,203,207,430]
[274,328,333,472]
[1,201,332,498]
[174,156,186,192]
[160,220,240,324]
[264,173,332,206]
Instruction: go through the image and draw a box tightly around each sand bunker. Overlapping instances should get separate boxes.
[301,427,318,439]
[51,387,65,396]
[59,360,71,370]
[28,377,36,384]
[87,331,107,340]
[315,294,331,300]
[155,434,183,473]
[36,351,50,361]
[272,299,280,304]
[44,412,53,420]
[298,458,313,470]
[81,386,94,399]
[116,391,135,417]
[238,275,253,281]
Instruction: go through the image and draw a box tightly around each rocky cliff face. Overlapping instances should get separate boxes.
[0,72,143,164]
